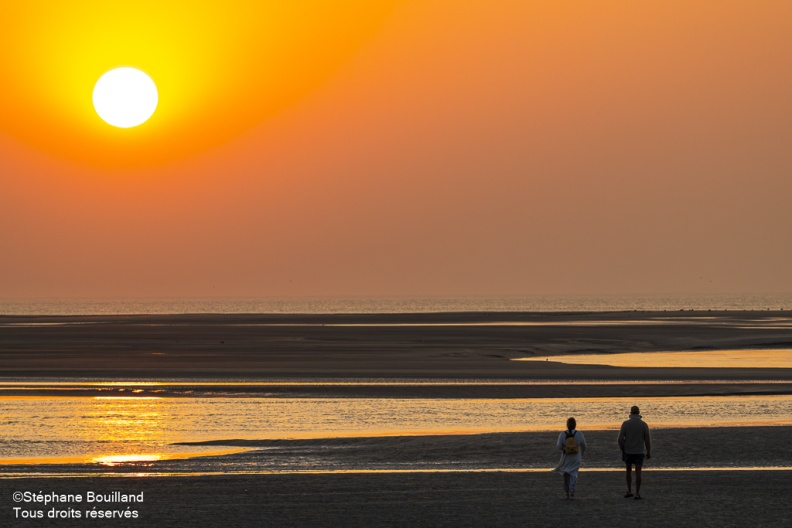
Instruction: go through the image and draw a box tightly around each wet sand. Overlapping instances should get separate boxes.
[2,471,790,527]
[1,311,791,381]
[169,426,792,473]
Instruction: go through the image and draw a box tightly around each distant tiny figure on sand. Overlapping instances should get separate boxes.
[618,405,652,499]
[552,417,587,499]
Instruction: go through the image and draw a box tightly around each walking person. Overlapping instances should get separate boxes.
[553,417,587,499]
[618,405,652,499]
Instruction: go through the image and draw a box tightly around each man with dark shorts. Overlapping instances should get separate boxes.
[618,405,651,499]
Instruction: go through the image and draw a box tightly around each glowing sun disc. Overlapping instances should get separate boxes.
[93,68,158,128]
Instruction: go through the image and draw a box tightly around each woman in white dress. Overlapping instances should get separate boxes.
[553,417,587,499]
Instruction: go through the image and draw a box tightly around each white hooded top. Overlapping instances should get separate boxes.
[554,429,587,475]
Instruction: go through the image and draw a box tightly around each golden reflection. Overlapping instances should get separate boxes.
[93,454,162,466]
[70,396,174,464]
[0,395,250,465]
[93,381,165,386]
[517,349,792,368]
[93,396,163,400]
[82,396,169,442]
[0,456,88,465]
[4,391,792,470]
[0,449,247,466]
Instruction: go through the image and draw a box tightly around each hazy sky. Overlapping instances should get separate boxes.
[2,1,791,299]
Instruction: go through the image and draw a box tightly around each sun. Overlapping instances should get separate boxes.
[93,67,158,128]
[1,1,399,165]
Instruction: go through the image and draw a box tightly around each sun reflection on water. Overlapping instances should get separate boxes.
[3,390,792,469]
[92,454,162,466]
[516,349,792,368]
[81,396,168,442]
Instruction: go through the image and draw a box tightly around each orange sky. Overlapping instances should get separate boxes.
[2,1,791,299]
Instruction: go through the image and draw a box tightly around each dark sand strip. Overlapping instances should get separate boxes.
[2,381,792,399]
[2,471,790,527]
[2,312,792,380]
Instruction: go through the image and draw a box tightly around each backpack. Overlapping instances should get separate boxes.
[564,430,579,455]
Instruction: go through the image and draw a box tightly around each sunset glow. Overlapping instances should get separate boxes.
[2,1,791,302]
[0,1,397,166]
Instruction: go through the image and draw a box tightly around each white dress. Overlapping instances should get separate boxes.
[553,430,586,475]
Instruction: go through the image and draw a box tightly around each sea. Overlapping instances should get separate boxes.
[1,293,792,316]
[2,294,791,477]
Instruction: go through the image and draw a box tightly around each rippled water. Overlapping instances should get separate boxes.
[2,394,791,465]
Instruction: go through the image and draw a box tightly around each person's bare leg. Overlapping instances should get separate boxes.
[635,466,642,497]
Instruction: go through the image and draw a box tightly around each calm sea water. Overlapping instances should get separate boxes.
[1,294,792,315]
[2,392,791,469]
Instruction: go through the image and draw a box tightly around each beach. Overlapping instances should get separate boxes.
[2,471,790,527]
[2,311,792,526]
